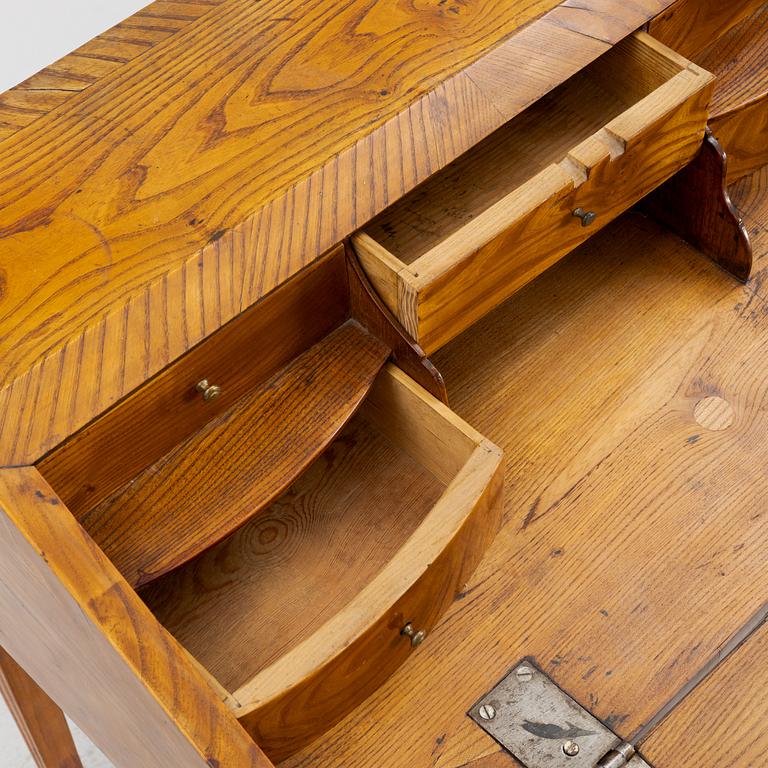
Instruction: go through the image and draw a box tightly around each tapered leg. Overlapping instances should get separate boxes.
[0,646,82,768]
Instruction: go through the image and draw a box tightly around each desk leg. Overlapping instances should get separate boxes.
[0,646,82,768]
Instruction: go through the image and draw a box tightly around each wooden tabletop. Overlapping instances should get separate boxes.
[0,0,671,463]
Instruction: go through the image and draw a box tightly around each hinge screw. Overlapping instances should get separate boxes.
[563,740,580,757]
[478,704,496,721]
[516,665,533,682]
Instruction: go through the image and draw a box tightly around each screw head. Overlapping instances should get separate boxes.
[516,665,533,682]
[562,740,580,757]
[478,704,496,721]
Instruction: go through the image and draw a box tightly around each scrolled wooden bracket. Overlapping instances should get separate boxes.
[346,241,449,405]
[640,128,753,282]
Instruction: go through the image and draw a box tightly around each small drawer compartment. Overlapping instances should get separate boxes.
[35,248,502,763]
[137,363,502,761]
[353,32,714,353]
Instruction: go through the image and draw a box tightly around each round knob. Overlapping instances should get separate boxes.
[196,379,222,402]
[401,622,427,648]
[572,207,597,227]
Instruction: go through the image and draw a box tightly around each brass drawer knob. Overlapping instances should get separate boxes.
[572,207,597,227]
[401,622,427,648]
[196,379,222,402]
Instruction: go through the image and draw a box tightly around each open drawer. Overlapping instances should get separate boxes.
[34,250,502,761]
[353,32,714,354]
[137,362,502,760]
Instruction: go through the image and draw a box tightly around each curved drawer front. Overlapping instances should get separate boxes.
[355,32,715,354]
[139,364,503,762]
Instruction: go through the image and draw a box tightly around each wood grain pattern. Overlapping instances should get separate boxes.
[141,408,447,691]
[647,0,765,59]
[641,621,768,768]
[0,1,227,143]
[696,5,768,183]
[143,364,502,761]
[81,320,389,588]
[0,467,273,768]
[730,165,768,296]
[458,753,518,768]
[282,212,768,768]
[0,0,671,464]
[641,129,753,280]
[36,245,349,517]
[357,33,712,352]
[347,244,448,404]
[0,647,83,768]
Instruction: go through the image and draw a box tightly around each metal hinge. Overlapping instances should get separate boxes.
[469,660,652,768]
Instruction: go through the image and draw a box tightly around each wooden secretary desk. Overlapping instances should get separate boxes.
[0,1,767,766]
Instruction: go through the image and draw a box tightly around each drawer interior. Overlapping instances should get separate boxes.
[361,34,685,268]
[136,363,498,706]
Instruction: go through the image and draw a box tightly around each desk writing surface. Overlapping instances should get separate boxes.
[0,0,670,462]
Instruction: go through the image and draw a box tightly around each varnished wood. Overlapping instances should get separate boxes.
[641,129,753,280]
[642,621,768,767]
[80,320,389,588]
[696,5,768,184]
[142,364,503,761]
[0,1,227,143]
[282,212,768,768]
[36,246,349,517]
[346,244,448,404]
[647,0,764,58]
[356,33,713,352]
[0,647,83,768]
[459,753,518,768]
[0,466,273,768]
[0,0,672,464]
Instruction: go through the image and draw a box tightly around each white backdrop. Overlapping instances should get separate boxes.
[1,4,146,762]
[0,1,147,91]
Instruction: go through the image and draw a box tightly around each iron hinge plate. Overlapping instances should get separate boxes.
[469,660,652,768]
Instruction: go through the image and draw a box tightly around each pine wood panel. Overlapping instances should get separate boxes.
[281,212,768,768]
[80,320,389,588]
[695,5,768,183]
[0,467,273,768]
[697,5,768,118]
[647,0,765,59]
[0,0,670,465]
[0,1,227,144]
[0,647,83,768]
[642,622,768,767]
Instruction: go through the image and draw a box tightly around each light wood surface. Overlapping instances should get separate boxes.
[0,467,273,768]
[642,621,768,767]
[647,0,765,58]
[282,211,768,767]
[0,647,83,768]
[0,0,671,465]
[357,33,713,352]
[695,5,768,183]
[80,320,389,588]
[142,364,502,760]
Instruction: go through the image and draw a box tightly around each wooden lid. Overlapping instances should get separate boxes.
[0,0,669,463]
